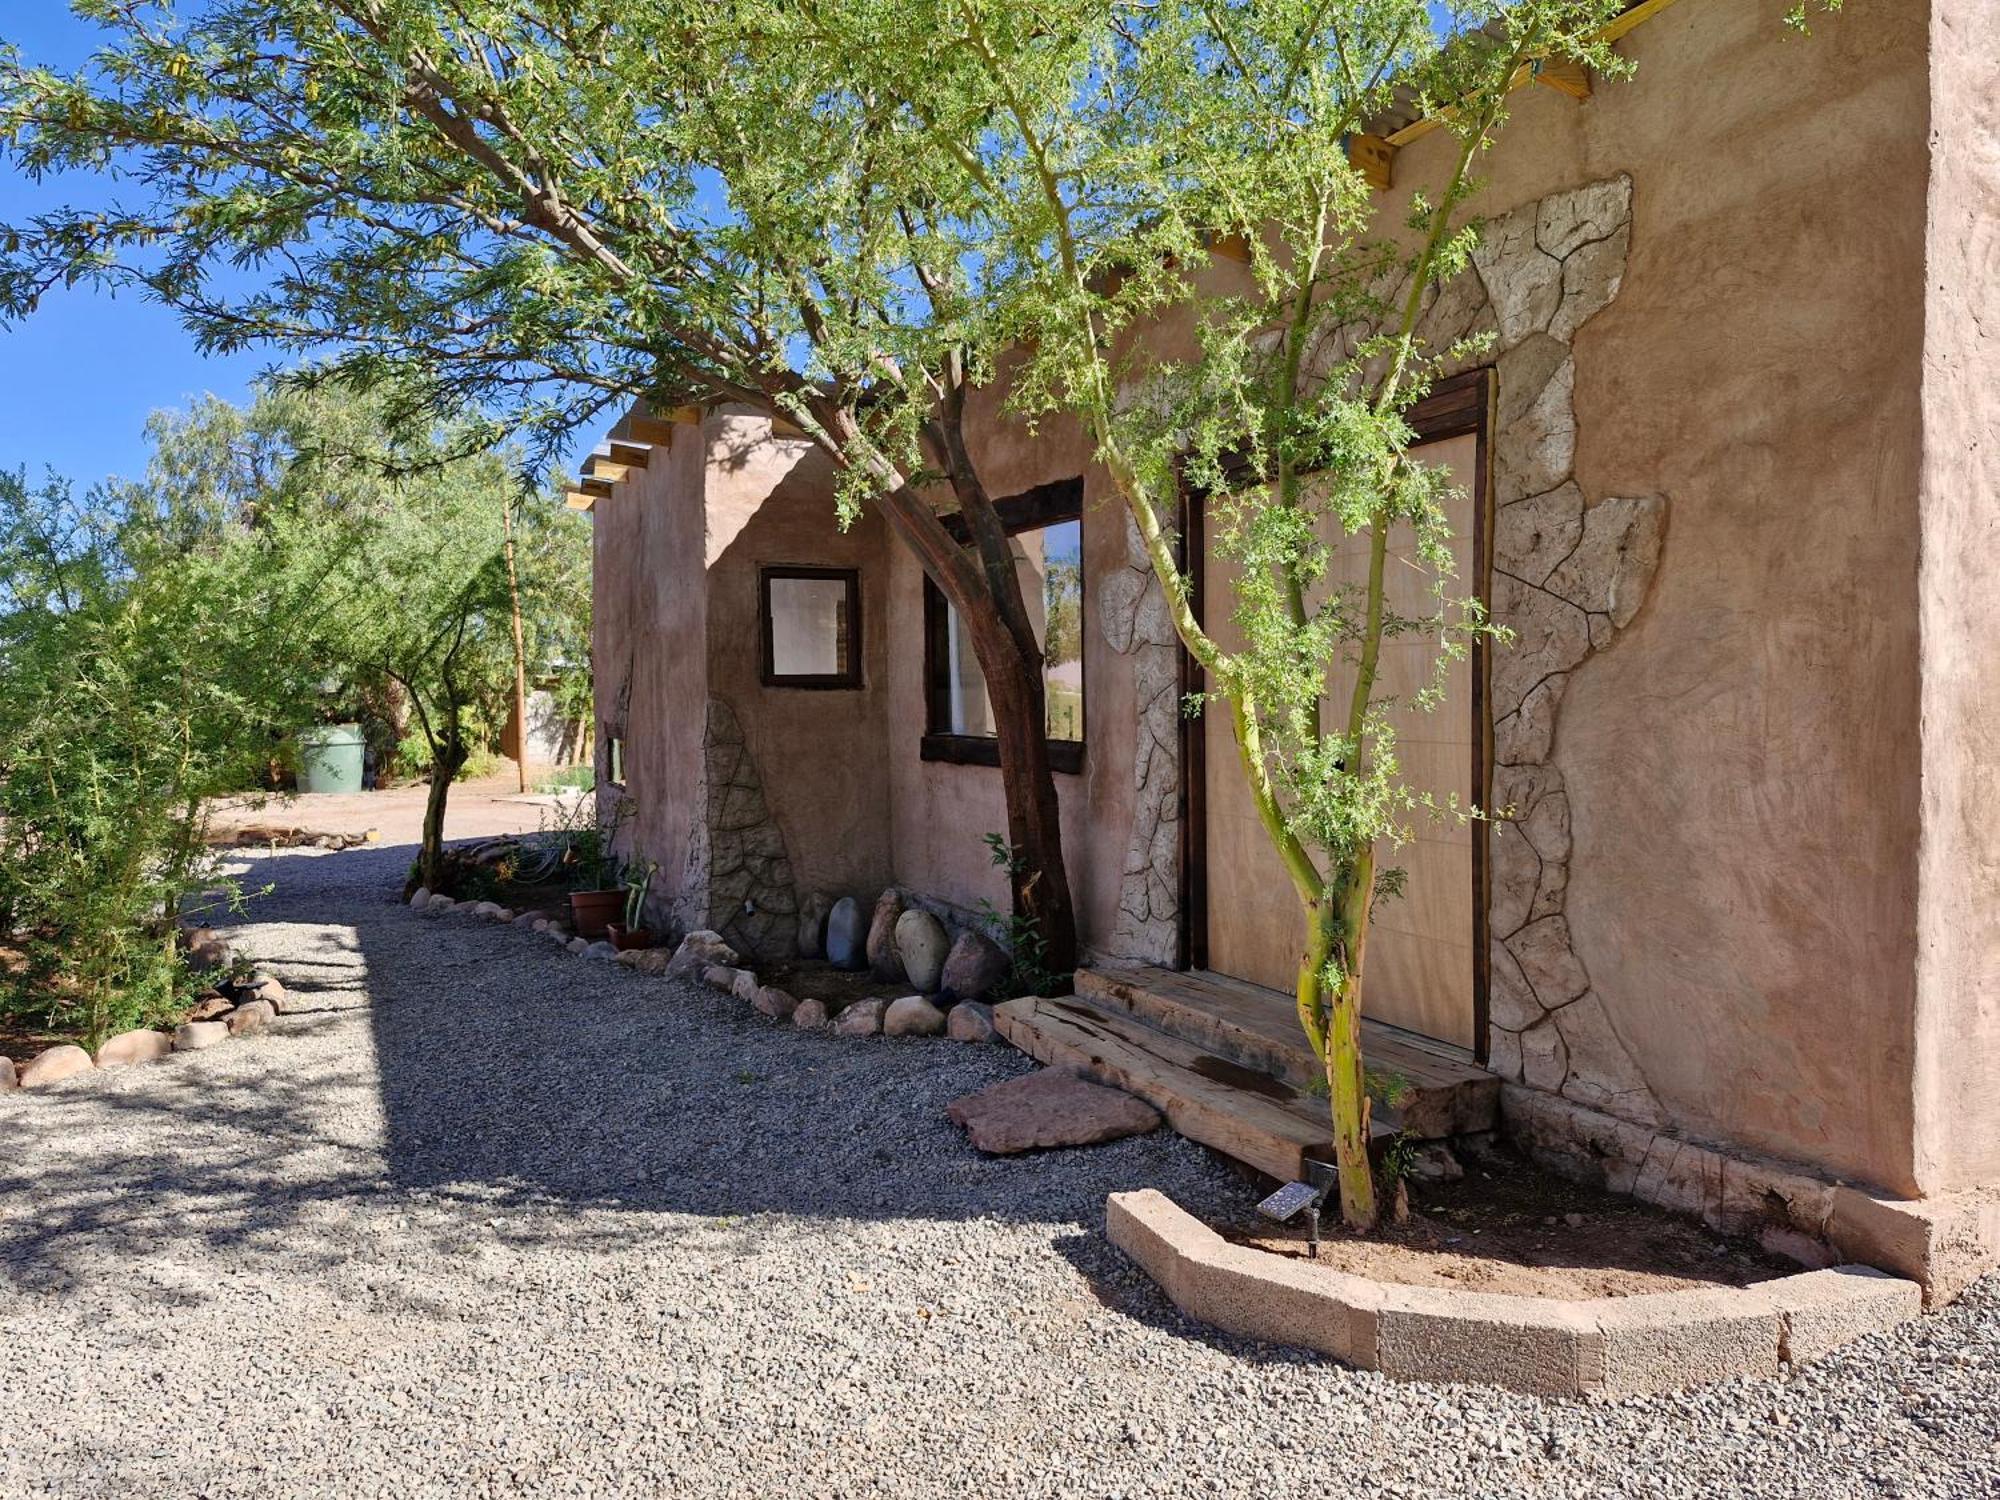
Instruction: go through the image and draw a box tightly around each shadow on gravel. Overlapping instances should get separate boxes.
[0,841,1239,1295]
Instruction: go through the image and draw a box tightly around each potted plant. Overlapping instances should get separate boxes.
[566,799,630,938]
[606,856,658,950]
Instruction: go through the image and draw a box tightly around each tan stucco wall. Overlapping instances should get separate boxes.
[1383,0,1932,1191]
[881,399,1137,944]
[592,417,710,916]
[701,411,896,904]
[1912,0,2000,1196]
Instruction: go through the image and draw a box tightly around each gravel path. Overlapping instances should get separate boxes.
[2,843,1996,1499]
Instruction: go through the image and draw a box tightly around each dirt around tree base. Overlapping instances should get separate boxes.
[1225,1145,1799,1300]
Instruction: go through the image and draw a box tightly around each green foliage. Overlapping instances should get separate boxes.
[0,467,321,1044]
[979,833,1068,998]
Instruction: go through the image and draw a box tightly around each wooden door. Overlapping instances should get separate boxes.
[1194,404,1490,1051]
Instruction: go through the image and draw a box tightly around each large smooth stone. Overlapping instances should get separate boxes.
[947,1002,998,1043]
[96,1030,172,1069]
[825,896,868,971]
[883,995,946,1038]
[172,1021,228,1053]
[946,1068,1162,1155]
[939,930,1012,1002]
[0,1057,16,1090]
[894,910,951,993]
[666,929,740,981]
[832,999,886,1037]
[18,1044,94,1088]
[226,1000,275,1036]
[865,889,907,982]
[796,892,833,960]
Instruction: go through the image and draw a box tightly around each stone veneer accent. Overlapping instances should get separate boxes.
[677,698,799,960]
[1101,516,1185,966]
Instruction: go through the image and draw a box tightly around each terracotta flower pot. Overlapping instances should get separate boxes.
[569,888,624,939]
[606,923,655,951]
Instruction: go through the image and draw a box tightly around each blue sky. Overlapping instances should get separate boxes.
[0,8,280,488]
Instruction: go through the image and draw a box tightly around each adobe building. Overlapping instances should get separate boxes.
[581,0,2000,1299]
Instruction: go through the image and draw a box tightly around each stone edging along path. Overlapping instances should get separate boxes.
[1109,1190,1922,1397]
[409,887,1009,1043]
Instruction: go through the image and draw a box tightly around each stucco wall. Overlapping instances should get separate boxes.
[701,411,896,910]
[882,401,1136,948]
[592,416,709,919]
[1387,0,1931,1191]
[1912,0,2000,1196]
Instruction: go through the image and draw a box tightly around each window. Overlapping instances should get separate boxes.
[923,479,1085,774]
[760,566,862,689]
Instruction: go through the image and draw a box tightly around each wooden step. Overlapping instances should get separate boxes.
[1073,964,1499,1139]
[992,994,1393,1183]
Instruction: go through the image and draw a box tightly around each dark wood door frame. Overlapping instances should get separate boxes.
[1175,366,1497,1062]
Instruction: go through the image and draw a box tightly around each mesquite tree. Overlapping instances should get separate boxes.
[897,0,1830,1225]
[0,1,1080,968]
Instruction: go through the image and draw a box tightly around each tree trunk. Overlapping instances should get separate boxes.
[976,611,1079,975]
[502,501,530,794]
[419,735,468,891]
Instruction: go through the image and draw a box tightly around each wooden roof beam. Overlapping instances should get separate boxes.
[564,490,597,512]
[582,456,631,484]
[1345,133,1396,192]
[606,440,652,469]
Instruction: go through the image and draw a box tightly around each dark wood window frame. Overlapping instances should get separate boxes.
[921,477,1087,775]
[1178,366,1496,1060]
[759,565,864,690]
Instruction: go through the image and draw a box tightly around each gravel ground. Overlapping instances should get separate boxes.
[2,842,1996,1500]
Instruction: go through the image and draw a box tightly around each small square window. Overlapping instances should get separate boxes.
[760,566,862,689]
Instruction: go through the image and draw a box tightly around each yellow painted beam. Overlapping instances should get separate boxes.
[622,415,678,445]
[564,490,596,511]
[583,457,631,484]
[1345,133,1396,192]
[1532,58,1592,102]
[1383,0,1680,151]
[580,476,614,498]
[607,440,652,469]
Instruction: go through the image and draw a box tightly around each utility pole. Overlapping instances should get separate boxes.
[503,498,530,794]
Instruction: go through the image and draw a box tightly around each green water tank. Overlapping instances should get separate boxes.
[297,722,366,794]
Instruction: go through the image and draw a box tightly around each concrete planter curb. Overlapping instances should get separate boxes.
[1106,1189,1920,1397]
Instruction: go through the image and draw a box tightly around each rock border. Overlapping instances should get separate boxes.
[1106,1189,1920,1398]
[411,890,1008,1048]
[3,952,291,1097]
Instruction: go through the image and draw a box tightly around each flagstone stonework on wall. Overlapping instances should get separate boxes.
[1101,517,1185,966]
[676,698,799,960]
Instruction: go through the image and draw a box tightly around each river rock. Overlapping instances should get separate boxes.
[566,937,589,956]
[237,977,287,1013]
[182,926,231,970]
[96,1030,172,1069]
[940,930,1011,1001]
[825,897,868,970]
[172,1021,229,1053]
[883,995,946,1038]
[865,889,907,982]
[188,994,234,1023]
[513,910,542,929]
[0,1057,15,1090]
[731,969,763,1003]
[947,1002,998,1043]
[894,910,951,993]
[583,941,619,961]
[19,1044,94,1088]
[797,892,833,960]
[832,998,886,1038]
[666,930,740,981]
[752,986,799,1022]
[226,999,275,1036]
[946,1068,1163,1154]
[793,998,829,1031]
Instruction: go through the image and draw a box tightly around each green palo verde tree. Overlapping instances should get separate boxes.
[846,0,1833,1227]
[0,0,1087,971]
